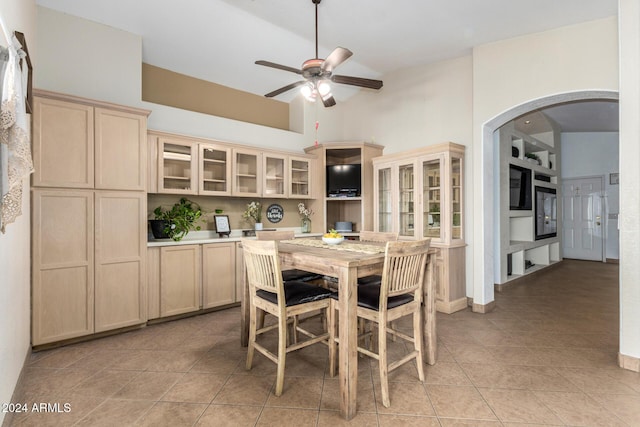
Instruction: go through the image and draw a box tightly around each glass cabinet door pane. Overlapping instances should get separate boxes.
[290,159,310,197]
[264,155,285,197]
[451,157,463,240]
[377,167,392,232]
[235,152,258,194]
[201,146,229,194]
[422,159,441,239]
[398,164,414,237]
[162,142,193,191]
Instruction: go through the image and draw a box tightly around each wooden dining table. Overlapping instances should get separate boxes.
[239,238,437,420]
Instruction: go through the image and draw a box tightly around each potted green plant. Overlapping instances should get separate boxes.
[524,152,541,165]
[151,198,204,241]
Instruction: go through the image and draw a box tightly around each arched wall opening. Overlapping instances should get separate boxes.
[477,90,619,309]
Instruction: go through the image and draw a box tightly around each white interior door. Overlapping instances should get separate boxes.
[562,177,604,261]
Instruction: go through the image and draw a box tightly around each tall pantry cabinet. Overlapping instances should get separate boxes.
[31,90,150,345]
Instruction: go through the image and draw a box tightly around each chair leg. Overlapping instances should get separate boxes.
[274,315,288,396]
[328,300,337,377]
[257,309,266,329]
[413,310,425,381]
[378,318,391,408]
[246,304,257,370]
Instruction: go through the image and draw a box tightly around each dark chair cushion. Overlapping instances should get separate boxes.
[328,284,414,311]
[282,269,323,283]
[357,275,382,286]
[256,281,334,307]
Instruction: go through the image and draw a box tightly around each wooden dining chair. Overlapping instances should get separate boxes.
[243,239,334,396]
[328,238,431,408]
[256,230,323,283]
[357,230,399,286]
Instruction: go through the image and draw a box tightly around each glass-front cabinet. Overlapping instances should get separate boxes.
[289,156,312,198]
[158,138,198,194]
[199,143,231,195]
[263,153,286,198]
[232,148,261,197]
[373,142,466,314]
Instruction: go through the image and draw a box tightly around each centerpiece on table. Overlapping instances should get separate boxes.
[243,201,263,230]
[298,202,314,233]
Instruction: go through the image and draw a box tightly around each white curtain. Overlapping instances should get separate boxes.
[0,34,32,233]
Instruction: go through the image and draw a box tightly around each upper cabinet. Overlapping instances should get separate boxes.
[374,143,464,245]
[148,130,315,198]
[33,91,149,191]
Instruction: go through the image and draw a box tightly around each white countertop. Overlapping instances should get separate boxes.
[147,228,360,247]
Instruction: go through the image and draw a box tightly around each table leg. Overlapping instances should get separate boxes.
[423,253,437,365]
[338,266,358,420]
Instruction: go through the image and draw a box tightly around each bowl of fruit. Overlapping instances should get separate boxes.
[322,229,344,245]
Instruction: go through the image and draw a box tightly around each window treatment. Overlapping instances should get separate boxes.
[0,34,32,233]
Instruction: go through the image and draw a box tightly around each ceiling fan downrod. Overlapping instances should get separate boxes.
[313,0,321,59]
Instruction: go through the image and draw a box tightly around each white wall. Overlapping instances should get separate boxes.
[0,1,36,424]
[619,0,640,365]
[561,132,619,259]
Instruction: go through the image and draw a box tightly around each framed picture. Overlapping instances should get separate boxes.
[610,173,619,185]
[214,215,231,235]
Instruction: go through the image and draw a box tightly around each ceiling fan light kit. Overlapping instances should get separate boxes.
[255,0,383,107]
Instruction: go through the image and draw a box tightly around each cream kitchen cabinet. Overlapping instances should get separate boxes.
[233,147,262,197]
[33,90,148,191]
[263,153,287,198]
[200,143,232,196]
[157,136,198,194]
[289,156,312,199]
[202,243,236,308]
[373,142,467,314]
[32,189,147,345]
[160,245,201,317]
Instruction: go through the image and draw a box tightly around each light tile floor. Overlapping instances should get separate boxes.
[5,259,640,426]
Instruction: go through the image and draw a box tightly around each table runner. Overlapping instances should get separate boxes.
[282,238,386,254]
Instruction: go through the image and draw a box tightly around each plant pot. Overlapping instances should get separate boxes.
[255,222,263,231]
[149,220,170,239]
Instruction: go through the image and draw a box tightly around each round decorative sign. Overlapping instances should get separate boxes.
[265,204,284,223]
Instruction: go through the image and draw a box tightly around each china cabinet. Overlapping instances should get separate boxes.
[373,142,466,313]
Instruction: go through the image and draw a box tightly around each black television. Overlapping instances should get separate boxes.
[326,164,361,197]
[509,164,532,210]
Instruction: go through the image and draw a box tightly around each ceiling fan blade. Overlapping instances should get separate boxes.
[322,95,336,108]
[321,47,353,73]
[255,60,302,75]
[264,81,307,98]
[331,74,383,90]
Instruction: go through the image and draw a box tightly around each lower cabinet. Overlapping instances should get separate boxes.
[433,246,467,314]
[32,189,146,346]
[160,245,201,317]
[148,241,240,320]
[202,243,236,309]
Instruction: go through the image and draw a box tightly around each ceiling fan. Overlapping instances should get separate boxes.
[255,0,383,107]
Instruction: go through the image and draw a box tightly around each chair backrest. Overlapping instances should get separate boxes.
[241,239,285,298]
[256,230,295,241]
[359,230,399,243]
[379,239,431,308]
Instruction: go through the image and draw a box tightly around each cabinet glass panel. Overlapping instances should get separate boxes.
[264,155,285,196]
[377,167,392,232]
[451,157,463,240]
[235,152,258,194]
[162,143,193,191]
[201,146,228,193]
[398,163,415,237]
[290,159,310,197]
[423,159,441,238]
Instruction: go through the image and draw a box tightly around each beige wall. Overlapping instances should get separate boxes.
[0,2,36,423]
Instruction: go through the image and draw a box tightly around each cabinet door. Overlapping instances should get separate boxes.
[232,148,262,197]
[158,138,198,194]
[263,153,287,198]
[374,164,394,232]
[421,156,443,242]
[449,155,464,242]
[160,245,201,317]
[398,161,417,238]
[32,189,94,345]
[94,191,146,332]
[202,243,236,308]
[199,143,231,195]
[95,108,147,191]
[289,156,312,198]
[33,97,94,188]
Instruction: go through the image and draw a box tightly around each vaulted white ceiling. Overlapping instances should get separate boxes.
[35,0,619,131]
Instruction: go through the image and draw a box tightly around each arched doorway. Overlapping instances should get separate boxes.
[477,90,619,308]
